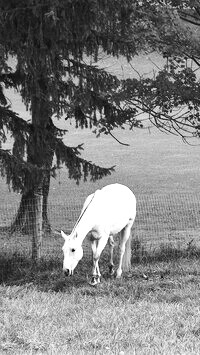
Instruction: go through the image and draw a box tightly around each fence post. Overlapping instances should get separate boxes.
[31,188,43,262]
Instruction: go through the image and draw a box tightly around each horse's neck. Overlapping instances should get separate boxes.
[74,216,94,244]
[72,191,98,243]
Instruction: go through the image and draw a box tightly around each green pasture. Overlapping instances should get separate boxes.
[2,256,200,354]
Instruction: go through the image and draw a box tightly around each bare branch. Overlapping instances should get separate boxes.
[107,131,130,146]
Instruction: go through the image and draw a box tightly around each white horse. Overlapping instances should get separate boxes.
[61,183,136,285]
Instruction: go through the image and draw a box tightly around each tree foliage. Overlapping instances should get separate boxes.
[0,0,147,194]
[0,0,156,237]
[118,0,200,141]
[1,0,200,195]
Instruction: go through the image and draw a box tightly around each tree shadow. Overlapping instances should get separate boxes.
[1,243,200,294]
[0,252,100,292]
[0,252,134,293]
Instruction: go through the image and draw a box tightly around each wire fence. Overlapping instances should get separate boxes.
[0,193,200,261]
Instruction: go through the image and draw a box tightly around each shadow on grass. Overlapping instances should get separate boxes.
[0,252,90,291]
[131,238,200,264]
[1,242,200,294]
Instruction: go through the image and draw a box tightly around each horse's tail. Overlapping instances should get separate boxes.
[122,230,132,272]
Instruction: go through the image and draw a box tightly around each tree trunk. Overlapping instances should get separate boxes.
[11,190,35,234]
[11,76,55,261]
[11,171,51,235]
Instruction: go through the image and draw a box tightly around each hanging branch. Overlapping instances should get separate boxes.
[54,138,115,183]
[107,131,130,146]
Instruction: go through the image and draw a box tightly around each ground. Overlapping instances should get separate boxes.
[1,255,200,354]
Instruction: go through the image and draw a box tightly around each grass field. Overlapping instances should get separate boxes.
[1,54,200,354]
[2,255,200,354]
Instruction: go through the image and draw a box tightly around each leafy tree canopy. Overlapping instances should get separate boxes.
[119,0,200,141]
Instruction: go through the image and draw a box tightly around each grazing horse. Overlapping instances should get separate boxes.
[61,183,136,285]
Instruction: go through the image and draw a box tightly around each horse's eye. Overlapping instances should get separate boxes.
[71,248,75,252]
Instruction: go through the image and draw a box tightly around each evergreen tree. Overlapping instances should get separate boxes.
[0,0,149,259]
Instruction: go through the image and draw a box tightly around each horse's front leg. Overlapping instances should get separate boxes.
[90,234,109,286]
[90,239,100,286]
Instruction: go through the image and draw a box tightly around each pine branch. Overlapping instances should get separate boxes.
[0,106,30,160]
[54,138,115,183]
[0,148,44,192]
[65,59,120,90]
[0,69,24,88]
[0,106,30,134]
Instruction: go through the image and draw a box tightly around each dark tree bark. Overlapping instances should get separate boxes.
[11,77,54,260]
[11,172,52,235]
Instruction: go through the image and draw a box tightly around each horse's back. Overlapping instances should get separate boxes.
[101,183,135,200]
[91,184,136,233]
[100,183,136,211]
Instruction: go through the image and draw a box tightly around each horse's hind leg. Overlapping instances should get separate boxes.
[108,235,115,275]
[90,239,99,285]
[116,223,132,278]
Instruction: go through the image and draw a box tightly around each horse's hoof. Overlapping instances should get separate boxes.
[109,265,115,276]
[88,276,100,286]
[115,272,122,279]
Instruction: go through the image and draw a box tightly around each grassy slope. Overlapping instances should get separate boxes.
[1,126,200,201]
[1,127,200,259]
[1,258,200,354]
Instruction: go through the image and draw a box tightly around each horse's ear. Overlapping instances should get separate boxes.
[61,230,68,240]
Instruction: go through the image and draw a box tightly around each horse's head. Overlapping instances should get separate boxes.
[61,230,83,276]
